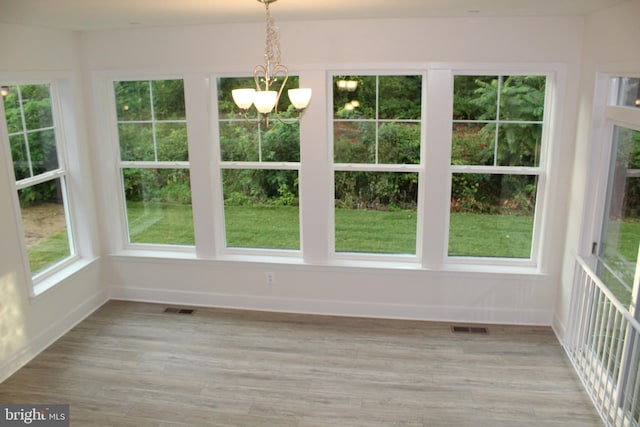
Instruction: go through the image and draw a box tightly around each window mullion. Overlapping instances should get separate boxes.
[422,69,453,268]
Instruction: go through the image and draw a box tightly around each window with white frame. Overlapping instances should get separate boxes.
[216,76,301,250]
[1,82,75,276]
[113,79,194,246]
[332,74,422,255]
[594,76,640,308]
[449,74,547,259]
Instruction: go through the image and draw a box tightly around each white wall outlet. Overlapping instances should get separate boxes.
[266,272,276,285]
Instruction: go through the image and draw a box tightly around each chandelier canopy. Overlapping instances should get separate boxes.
[232,0,312,125]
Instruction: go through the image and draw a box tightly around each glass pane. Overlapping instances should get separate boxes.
[18,178,72,275]
[217,77,258,120]
[451,122,495,166]
[334,75,376,120]
[499,76,546,122]
[453,76,497,121]
[10,134,30,180]
[152,80,185,120]
[219,121,260,162]
[379,75,422,120]
[115,81,151,121]
[449,174,537,258]
[597,126,640,306]
[378,122,421,164]
[614,77,640,108]
[335,171,418,254]
[2,85,22,134]
[123,169,194,245]
[261,121,300,162]
[21,84,53,130]
[222,169,299,250]
[156,122,189,162]
[118,123,154,161]
[496,123,542,167]
[334,121,375,163]
[218,76,301,163]
[28,129,59,174]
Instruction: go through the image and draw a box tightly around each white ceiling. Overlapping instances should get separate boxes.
[0,0,632,32]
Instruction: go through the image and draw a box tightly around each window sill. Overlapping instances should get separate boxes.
[31,257,99,298]
[109,249,545,277]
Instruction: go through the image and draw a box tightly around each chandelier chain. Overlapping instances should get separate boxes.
[263,2,282,85]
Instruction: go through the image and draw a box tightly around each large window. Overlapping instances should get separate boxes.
[1,83,75,276]
[217,76,301,250]
[332,74,422,255]
[450,75,547,259]
[114,79,194,246]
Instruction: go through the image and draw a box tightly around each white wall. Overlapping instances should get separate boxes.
[556,0,640,338]
[0,24,105,382]
[81,16,585,326]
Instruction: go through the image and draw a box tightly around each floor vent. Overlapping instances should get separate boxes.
[164,307,195,315]
[451,325,488,334]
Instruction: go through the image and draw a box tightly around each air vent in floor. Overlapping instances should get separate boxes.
[451,325,488,334]
[164,307,195,315]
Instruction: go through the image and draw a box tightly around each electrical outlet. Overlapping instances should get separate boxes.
[266,272,276,285]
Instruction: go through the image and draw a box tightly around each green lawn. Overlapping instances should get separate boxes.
[448,212,534,258]
[32,202,536,257]
[27,229,70,274]
[28,203,640,280]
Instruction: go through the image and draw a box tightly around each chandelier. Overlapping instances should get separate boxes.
[232,0,312,125]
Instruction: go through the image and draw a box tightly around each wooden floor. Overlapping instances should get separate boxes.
[1,301,602,426]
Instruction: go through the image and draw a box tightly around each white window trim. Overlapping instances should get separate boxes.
[328,70,425,263]
[213,74,305,258]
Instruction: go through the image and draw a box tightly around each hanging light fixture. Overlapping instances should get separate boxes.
[232,0,312,125]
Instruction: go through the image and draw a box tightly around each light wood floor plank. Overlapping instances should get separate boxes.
[0,300,602,426]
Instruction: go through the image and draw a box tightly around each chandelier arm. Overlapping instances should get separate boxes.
[272,64,288,117]
[253,65,267,91]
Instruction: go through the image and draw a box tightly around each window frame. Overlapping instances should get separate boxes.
[0,76,81,296]
[329,70,426,263]
[212,73,304,258]
[445,68,556,268]
[110,76,195,252]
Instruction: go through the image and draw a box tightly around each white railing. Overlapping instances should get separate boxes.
[564,255,640,427]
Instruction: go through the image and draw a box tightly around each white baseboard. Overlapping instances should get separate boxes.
[109,286,554,326]
[0,289,109,383]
